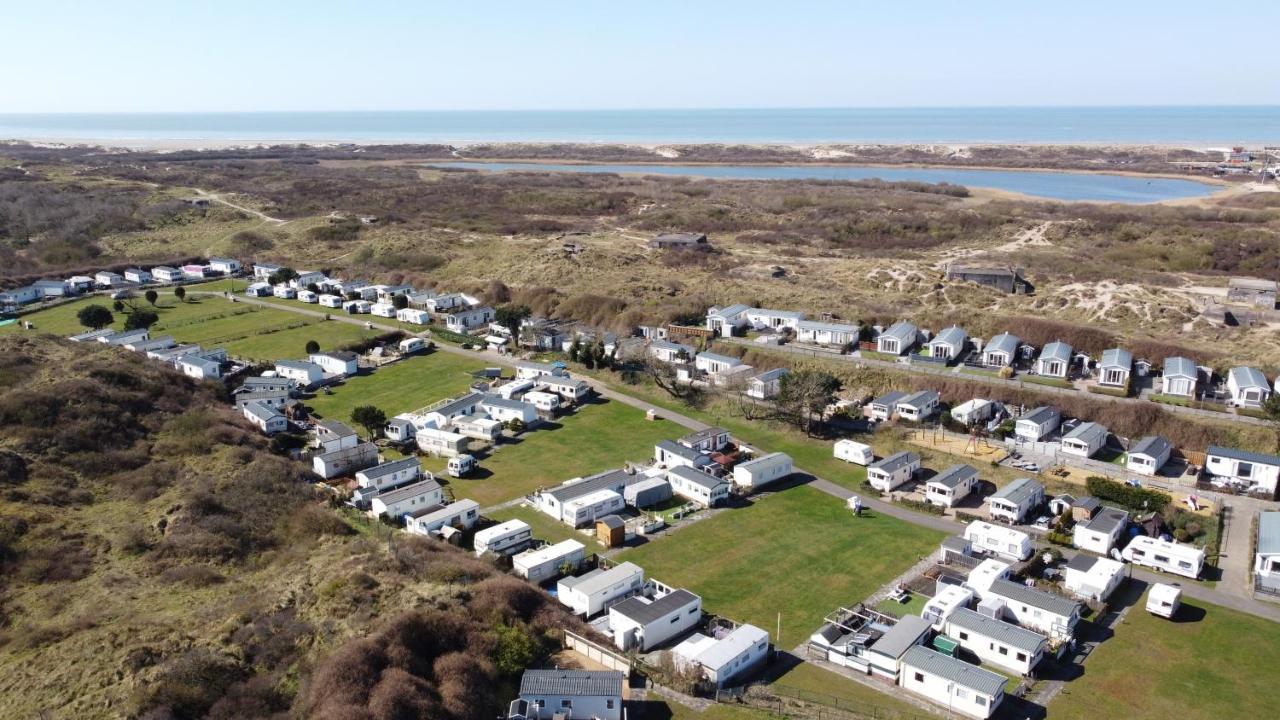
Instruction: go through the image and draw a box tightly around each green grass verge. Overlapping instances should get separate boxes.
[1047,590,1280,720]
[772,663,928,719]
[1021,375,1073,389]
[616,484,943,648]
[1151,394,1229,413]
[442,399,678,508]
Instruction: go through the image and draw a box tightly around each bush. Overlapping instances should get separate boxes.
[895,498,945,515]
[1085,476,1171,513]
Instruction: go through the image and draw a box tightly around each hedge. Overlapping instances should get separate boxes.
[895,498,946,516]
[1085,475,1172,513]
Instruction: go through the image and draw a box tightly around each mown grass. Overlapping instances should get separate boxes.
[1047,589,1280,720]
[440,399,678,507]
[616,484,943,648]
[485,503,604,551]
[304,352,484,423]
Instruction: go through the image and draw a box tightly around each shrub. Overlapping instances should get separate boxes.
[1085,476,1171,513]
[895,498,945,516]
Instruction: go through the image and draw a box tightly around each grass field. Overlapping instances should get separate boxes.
[486,503,605,551]
[1047,589,1280,720]
[441,399,680,507]
[616,484,943,648]
[305,351,484,423]
[3,291,378,361]
[773,663,930,719]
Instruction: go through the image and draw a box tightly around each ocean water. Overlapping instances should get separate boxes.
[428,161,1218,203]
[0,107,1275,145]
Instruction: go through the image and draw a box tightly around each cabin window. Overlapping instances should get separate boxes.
[958,631,969,641]
[976,696,987,707]
[913,672,924,683]
[1239,462,1254,478]
[1017,652,1028,662]
[561,700,572,708]
[998,646,1008,656]
[607,700,615,710]
[955,688,969,700]
[671,617,680,624]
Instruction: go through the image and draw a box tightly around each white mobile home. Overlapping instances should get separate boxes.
[1014,406,1060,441]
[705,304,751,337]
[926,325,968,362]
[867,390,907,421]
[312,441,379,479]
[405,498,480,536]
[355,456,421,491]
[833,439,874,465]
[343,299,372,314]
[796,319,860,347]
[1035,341,1073,378]
[557,562,645,618]
[297,289,318,303]
[952,398,994,426]
[1228,366,1271,408]
[1204,445,1280,496]
[1060,421,1108,459]
[944,609,1046,677]
[963,521,1033,561]
[667,465,731,507]
[1062,554,1126,602]
[925,464,979,507]
[537,376,594,403]
[1097,348,1133,389]
[123,268,151,284]
[745,307,804,331]
[866,451,921,492]
[607,589,702,652]
[478,394,538,425]
[896,390,940,422]
[655,440,712,471]
[444,306,495,332]
[732,452,793,490]
[369,478,445,520]
[562,489,626,527]
[370,302,396,318]
[922,584,975,630]
[1161,356,1199,399]
[512,670,623,720]
[672,623,770,689]
[1072,507,1129,555]
[1122,536,1205,579]
[524,390,561,413]
[208,257,242,274]
[536,469,634,522]
[986,579,1082,640]
[876,321,918,355]
[746,367,789,400]
[274,360,325,387]
[415,427,470,458]
[695,351,744,376]
[396,307,430,324]
[241,401,287,434]
[899,646,1005,720]
[982,333,1021,367]
[986,478,1045,523]
[178,354,222,380]
[313,419,359,454]
[623,476,672,509]
[513,539,586,584]
[1126,436,1172,476]
[514,360,566,380]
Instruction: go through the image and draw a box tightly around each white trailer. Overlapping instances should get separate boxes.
[473,519,533,557]
[732,452,793,490]
[833,439,874,465]
[1146,583,1182,619]
[561,488,625,527]
[963,520,1033,561]
[1122,536,1204,579]
[512,539,586,584]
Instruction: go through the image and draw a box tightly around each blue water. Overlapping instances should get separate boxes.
[427,162,1218,203]
[0,107,1275,145]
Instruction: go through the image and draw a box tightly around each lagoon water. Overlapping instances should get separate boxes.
[427,161,1218,204]
[0,106,1275,145]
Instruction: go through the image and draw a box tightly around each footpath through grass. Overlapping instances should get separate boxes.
[1047,589,1280,720]
[617,484,943,648]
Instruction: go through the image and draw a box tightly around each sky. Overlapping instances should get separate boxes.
[3,0,1279,113]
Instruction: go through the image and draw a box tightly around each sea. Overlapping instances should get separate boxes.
[0,106,1275,145]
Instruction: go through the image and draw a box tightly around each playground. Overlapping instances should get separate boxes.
[904,426,1009,463]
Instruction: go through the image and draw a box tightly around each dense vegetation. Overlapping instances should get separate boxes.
[0,335,587,718]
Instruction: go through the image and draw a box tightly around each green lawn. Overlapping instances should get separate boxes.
[443,399,679,507]
[3,291,378,361]
[616,484,943,648]
[773,663,929,719]
[486,503,604,551]
[1047,590,1280,720]
[1021,375,1073,389]
[305,351,484,423]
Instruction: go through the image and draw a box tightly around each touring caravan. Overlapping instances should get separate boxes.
[834,440,874,465]
[1122,536,1204,579]
[1146,583,1182,619]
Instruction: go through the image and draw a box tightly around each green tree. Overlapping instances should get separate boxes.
[392,294,409,310]
[268,267,298,286]
[305,340,320,355]
[495,304,532,337]
[173,286,186,303]
[492,624,537,677]
[1263,393,1280,451]
[144,289,158,305]
[306,282,320,294]
[76,304,114,330]
[124,310,159,331]
[112,300,125,313]
[505,418,526,434]
[350,405,387,439]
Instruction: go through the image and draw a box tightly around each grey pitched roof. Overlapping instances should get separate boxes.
[1039,341,1072,363]
[901,646,1007,697]
[1229,366,1269,390]
[947,608,1046,654]
[870,451,920,474]
[1019,406,1060,425]
[1130,436,1171,459]
[813,623,843,644]
[479,394,534,411]
[898,390,939,408]
[710,303,750,318]
[668,465,727,490]
[1063,421,1108,446]
[316,350,359,362]
[871,390,907,408]
[317,419,357,438]
[989,578,1081,617]
[546,468,633,503]
[931,325,968,347]
[276,359,323,373]
[881,321,918,344]
[358,457,420,480]
[990,477,1044,505]
[519,669,624,697]
[985,332,1020,356]
[611,589,699,625]
[657,439,706,463]
[697,351,742,366]
[374,478,442,505]
[942,535,971,552]
[1164,356,1197,379]
[1072,496,1101,511]
[751,367,790,383]
[243,401,283,422]
[680,427,729,446]
[1258,512,1280,556]
[798,319,860,334]
[930,464,979,490]
[1207,445,1280,466]
[1084,507,1129,534]
[870,615,931,659]
[559,562,642,595]
[431,392,484,417]
[1100,348,1133,370]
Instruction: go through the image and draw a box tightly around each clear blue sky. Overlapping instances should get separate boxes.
[4,0,1278,112]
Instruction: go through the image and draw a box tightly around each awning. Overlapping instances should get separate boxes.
[484,335,509,345]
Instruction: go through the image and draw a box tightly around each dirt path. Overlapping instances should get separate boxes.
[193,188,289,224]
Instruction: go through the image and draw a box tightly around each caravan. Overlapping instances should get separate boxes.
[1122,536,1204,579]
[833,439,874,465]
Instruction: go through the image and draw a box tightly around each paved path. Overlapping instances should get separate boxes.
[724,337,1270,428]
[202,291,1280,622]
